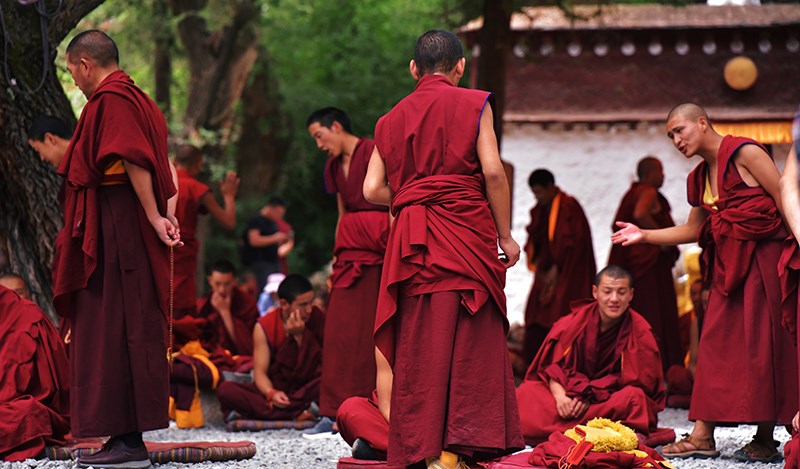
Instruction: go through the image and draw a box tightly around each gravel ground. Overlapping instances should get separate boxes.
[3,405,791,469]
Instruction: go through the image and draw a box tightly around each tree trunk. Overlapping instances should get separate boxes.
[171,0,260,138]
[476,0,512,151]
[235,46,290,198]
[152,0,173,120]
[0,0,105,322]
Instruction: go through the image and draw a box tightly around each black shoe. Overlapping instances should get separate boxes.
[77,436,152,469]
[352,438,383,461]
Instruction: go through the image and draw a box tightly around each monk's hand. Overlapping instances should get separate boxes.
[210,291,232,314]
[611,221,643,246]
[271,390,291,408]
[554,394,576,420]
[793,411,799,433]
[150,215,182,247]
[498,235,521,268]
[571,399,590,420]
[220,171,240,198]
[284,309,306,338]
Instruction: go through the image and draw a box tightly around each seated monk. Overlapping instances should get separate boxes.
[337,348,393,461]
[217,274,324,421]
[169,259,259,427]
[0,285,70,461]
[516,265,667,446]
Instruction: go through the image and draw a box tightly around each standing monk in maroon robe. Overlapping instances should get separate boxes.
[55,30,181,469]
[363,30,524,469]
[173,144,239,317]
[613,103,797,462]
[0,286,70,462]
[217,275,323,420]
[516,266,668,446]
[524,169,596,363]
[608,156,682,370]
[306,107,390,436]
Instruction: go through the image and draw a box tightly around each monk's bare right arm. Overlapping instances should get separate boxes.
[612,206,706,246]
[363,147,392,206]
[476,105,520,267]
[253,324,289,407]
[780,146,800,243]
[126,161,181,246]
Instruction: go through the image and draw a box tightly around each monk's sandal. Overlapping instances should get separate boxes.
[733,439,782,463]
[660,434,720,459]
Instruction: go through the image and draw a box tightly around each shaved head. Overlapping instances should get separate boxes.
[414,30,463,76]
[636,156,662,180]
[66,30,119,67]
[667,103,711,126]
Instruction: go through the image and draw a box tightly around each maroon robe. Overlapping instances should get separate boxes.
[53,70,175,437]
[195,286,259,368]
[608,182,682,369]
[516,300,667,445]
[688,136,797,424]
[0,288,70,461]
[320,138,389,417]
[337,392,389,455]
[374,74,523,466]
[524,190,595,362]
[217,307,324,420]
[174,169,210,315]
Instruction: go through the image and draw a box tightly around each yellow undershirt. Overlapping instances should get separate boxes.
[703,174,719,211]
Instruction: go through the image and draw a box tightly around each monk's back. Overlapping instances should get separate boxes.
[375,74,490,190]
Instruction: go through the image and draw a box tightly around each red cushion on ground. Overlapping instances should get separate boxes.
[337,456,404,468]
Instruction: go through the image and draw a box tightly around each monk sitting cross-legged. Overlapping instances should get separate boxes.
[217,274,324,421]
[168,259,259,427]
[0,285,70,462]
[516,265,668,447]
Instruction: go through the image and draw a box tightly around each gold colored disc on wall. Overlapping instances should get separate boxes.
[724,56,758,91]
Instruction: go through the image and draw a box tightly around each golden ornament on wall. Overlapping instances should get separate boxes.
[724,56,758,91]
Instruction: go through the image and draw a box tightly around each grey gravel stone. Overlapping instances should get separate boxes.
[3,407,791,468]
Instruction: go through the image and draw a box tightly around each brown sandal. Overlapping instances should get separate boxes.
[661,434,720,459]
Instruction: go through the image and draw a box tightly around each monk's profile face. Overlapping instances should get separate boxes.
[28,135,64,167]
[646,162,665,189]
[65,52,94,98]
[666,113,706,158]
[308,122,345,158]
[207,270,235,299]
[592,274,633,328]
[0,276,31,300]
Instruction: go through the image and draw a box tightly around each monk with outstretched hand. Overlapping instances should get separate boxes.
[612,103,797,463]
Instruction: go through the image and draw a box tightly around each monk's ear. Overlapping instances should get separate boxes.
[591,284,598,300]
[44,132,58,146]
[454,57,466,79]
[409,60,421,81]
[278,298,289,311]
